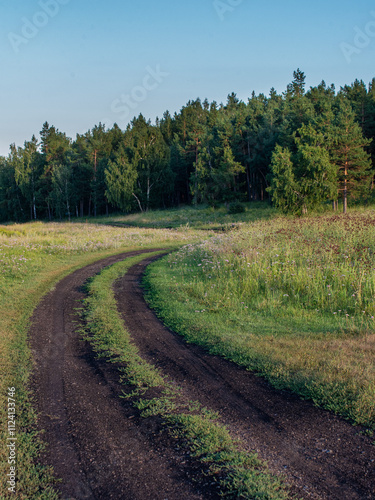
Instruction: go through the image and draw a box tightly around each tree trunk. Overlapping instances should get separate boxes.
[33,193,37,220]
[93,150,97,218]
[132,193,143,212]
[343,163,348,214]
[147,177,150,211]
[246,165,251,202]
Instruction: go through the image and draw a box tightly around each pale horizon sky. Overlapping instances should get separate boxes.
[1,0,374,156]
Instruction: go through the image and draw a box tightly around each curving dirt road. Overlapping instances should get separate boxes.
[29,251,375,499]
[30,250,213,500]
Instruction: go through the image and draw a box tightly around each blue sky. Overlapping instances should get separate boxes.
[1,0,374,156]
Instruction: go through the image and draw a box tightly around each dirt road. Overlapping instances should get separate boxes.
[30,250,211,500]
[30,252,375,499]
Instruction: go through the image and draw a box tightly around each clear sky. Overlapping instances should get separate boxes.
[1,0,374,156]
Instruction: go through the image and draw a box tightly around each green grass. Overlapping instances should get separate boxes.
[82,254,290,499]
[0,220,205,499]
[144,210,375,429]
[91,201,277,230]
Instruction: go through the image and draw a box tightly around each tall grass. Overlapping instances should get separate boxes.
[145,211,375,428]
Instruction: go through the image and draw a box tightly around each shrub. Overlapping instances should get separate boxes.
[228,201,245,214]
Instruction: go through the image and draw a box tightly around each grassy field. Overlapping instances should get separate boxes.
[1,202,375,497]
[0,221,205,499]
[144,208,375,430]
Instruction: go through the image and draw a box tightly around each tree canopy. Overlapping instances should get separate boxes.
[0,71,374,221]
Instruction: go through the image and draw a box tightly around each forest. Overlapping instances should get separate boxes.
[1,69,374,222]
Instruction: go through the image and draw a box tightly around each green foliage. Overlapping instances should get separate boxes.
[105,145,137,212]
[1,71,375,222]
[332,98,373,211]
[228,201,245,214]
[267,146,298,213]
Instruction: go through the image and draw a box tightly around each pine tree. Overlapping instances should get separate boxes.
[332,99,373,212]
[127,115,172,210]
[294,124,337,211]
[104,144,138,212]
[11,136,41,220]
[267,146,298,213]
[211,144,244,203]
[39,123,71,219]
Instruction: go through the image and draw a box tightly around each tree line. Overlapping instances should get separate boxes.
[1,70,374,222]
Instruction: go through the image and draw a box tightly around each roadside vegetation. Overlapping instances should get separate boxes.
[0,221,203,499]
[145,207,375,430]
[82,253,290,499]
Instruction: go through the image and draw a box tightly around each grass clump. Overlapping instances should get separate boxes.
[82,254,290,499]
[144,210,375,429]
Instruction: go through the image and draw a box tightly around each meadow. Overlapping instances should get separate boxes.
[145,209,375,429]
[1,203,375,498]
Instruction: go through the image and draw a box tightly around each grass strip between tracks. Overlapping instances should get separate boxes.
[82,251,291,500]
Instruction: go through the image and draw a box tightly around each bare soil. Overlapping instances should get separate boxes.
[29,251,375,499]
